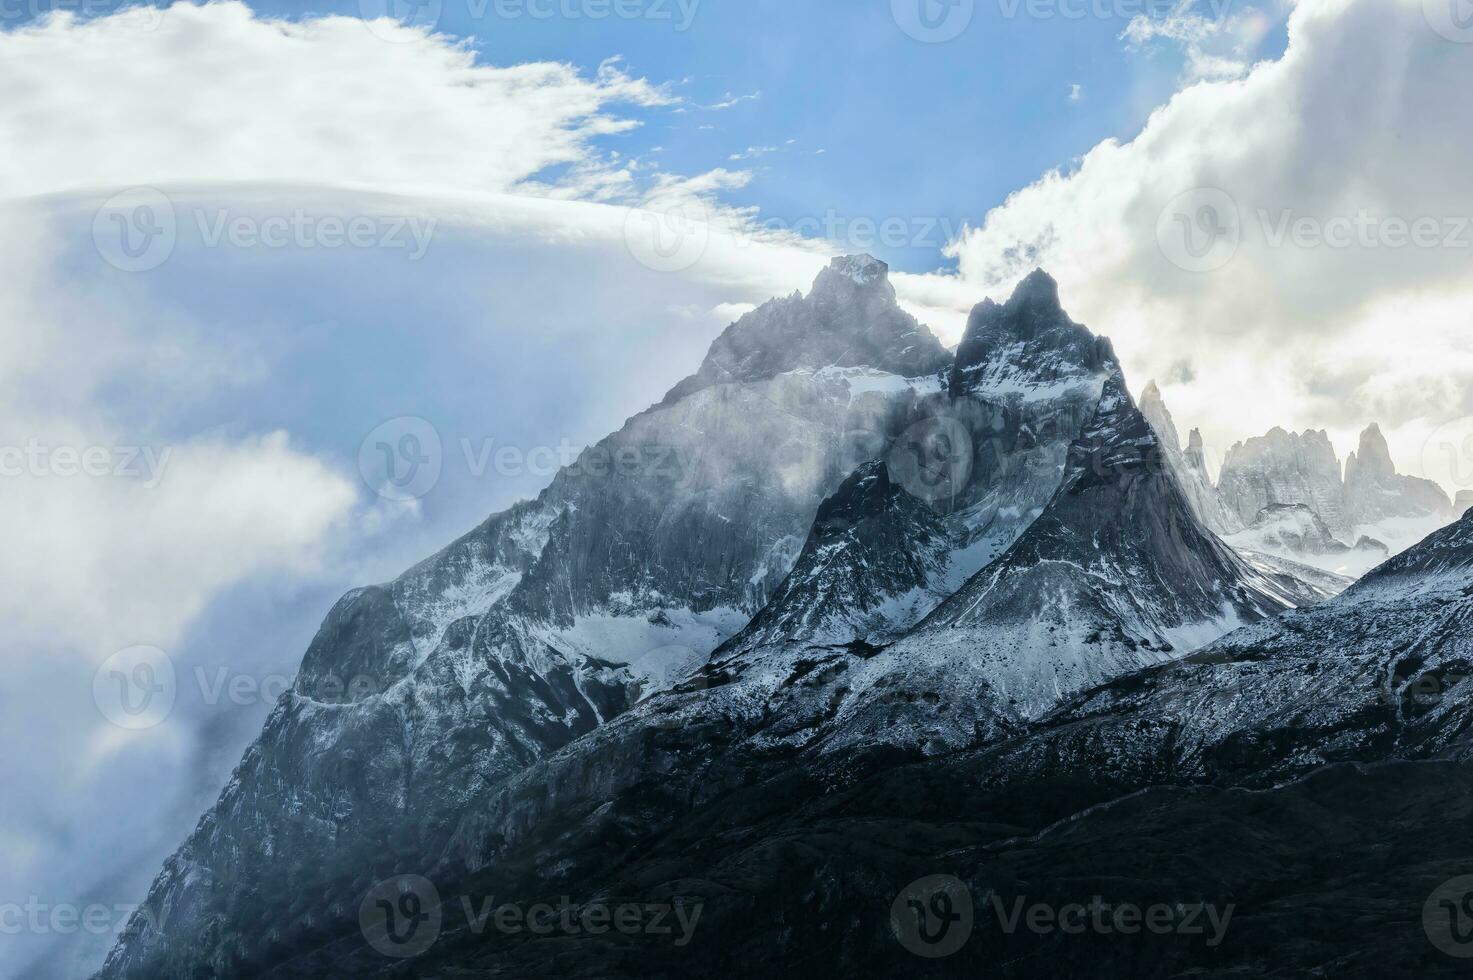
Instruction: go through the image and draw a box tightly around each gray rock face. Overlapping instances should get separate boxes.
[1217,427,1349,534]
[710,460,952,651]
[868,371,1325,722]
[1458,490,1473,517]
[1138,382,1242,536]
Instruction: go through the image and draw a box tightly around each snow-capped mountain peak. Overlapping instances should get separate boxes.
[824,252,890,287]
[664,254,948,403]
[951,268,1115,400]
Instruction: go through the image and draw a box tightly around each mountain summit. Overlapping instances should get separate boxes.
[951,269,1114,399]
[664,254,949,402]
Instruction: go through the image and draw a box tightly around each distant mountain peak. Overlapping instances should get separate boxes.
[1220,419,1453,551]
[1138,379,1182,456]
[1347,422,1395,480]
[1218,426,1348,532]
[1012,266,1060,307]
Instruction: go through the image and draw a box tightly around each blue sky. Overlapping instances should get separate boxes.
[371,0,1277,272]
[33,0,1286,274]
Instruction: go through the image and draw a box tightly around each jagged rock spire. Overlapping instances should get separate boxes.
[950,269,1115,399]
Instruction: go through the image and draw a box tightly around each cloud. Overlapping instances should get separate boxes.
[1121,0,1281,82]
[0,2,673,201]
[728,145,780,161]
[704,90,761,110]
[947,0,1473,489]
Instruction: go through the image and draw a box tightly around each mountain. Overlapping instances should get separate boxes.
[714,270,1118,660]
[949,268,1114,399]
[712,363,1328,763]
[663,253,949,404]
[97,255,957,978]
[1217,426,1349,534]
[250,464,1473,980]
[1138,381,1241,535]
[102,263,1350,979]
[1344,422,1454,537]
[867,371,1327,720]
[708,459,953,650]
[1224,502,1389,579]
[359,509,1473,980]
[1459,490,1473,517]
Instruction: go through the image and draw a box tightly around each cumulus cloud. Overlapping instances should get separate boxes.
[947,0,1473,490]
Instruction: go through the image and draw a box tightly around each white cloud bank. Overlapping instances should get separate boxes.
[1,2,670,201]
[947,0,1473,492]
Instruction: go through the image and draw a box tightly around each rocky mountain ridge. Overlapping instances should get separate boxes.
[263,474,1473,980]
